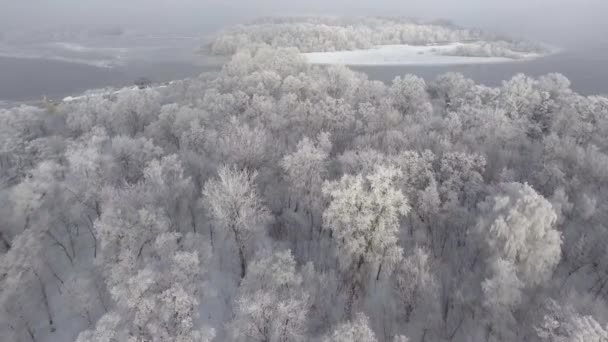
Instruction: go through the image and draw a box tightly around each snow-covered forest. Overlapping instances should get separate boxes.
[2,19,608,342]
[210,17,547,58]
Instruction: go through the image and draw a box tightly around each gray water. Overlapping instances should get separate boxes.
[1,43,607,105]
[353,46,608,96]
[0,32,224,104]
[0,57,219,103]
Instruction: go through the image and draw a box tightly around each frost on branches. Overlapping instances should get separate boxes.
[0,36,607,342]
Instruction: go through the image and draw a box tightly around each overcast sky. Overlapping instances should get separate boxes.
[1,0,606,45]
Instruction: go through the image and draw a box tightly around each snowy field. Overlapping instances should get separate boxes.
[304,43,543,66]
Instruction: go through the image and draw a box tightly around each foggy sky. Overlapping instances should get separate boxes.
[1,0,606,45]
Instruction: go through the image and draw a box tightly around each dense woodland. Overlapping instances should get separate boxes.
[2,35,608,342]
[210,17,546,58]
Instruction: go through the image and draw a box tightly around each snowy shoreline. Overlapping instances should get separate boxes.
[303,43,544,66]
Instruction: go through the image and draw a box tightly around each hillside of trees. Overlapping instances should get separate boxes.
[1,41,608,341]
[210,17,548,58]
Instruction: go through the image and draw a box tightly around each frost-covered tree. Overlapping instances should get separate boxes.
[536,300,608,342]
[500,73,544,121]
[0,105,55,186]
[429,72,480,112]
[281,132,331,233]
[389,75,432,116]
[476,182,562,287]
[323,165,410,316]
[324,313,377,342]
[64,127,111,221]
[0,225,56,339]
[215,117,273,170]
[105,88,161,137]
[438,151,486,208]
[228,250,309,342]
[145,104,208,153]
[75,312,123,342]
[107,135,163,185]
[108,232,214,342]
[475,182,562,339]
[202,166,271,279]
[394,247,438,323]
[142,154,197,233]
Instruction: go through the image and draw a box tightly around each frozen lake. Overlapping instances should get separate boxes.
[0,33,224,103]
[1,40,606,105]
[351,45,608,96]
[0,56,219,102]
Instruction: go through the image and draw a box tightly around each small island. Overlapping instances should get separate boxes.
[210,16,551,66]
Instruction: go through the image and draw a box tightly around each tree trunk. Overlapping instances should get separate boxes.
[376,262,383,281]
[64,224,76,260]
[209,224,214,250]
[85,310,92,326]
[35,272,55,333]
[0,232,11,251]
[405,304,413,323]
[421,329,427,342]
[85,217,97,259]
[345,281,359,319]
[238,244,246,279]
[190,203,197,233]
[232,226,247,279]
[24,317,36,342]
[309,211,314,241]
[95,281,108,313]
[45,231,73,265]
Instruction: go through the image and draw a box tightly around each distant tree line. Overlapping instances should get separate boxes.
[210,17,547,57]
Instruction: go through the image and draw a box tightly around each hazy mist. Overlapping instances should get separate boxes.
[3,2,608,342]
[2,0,607,46]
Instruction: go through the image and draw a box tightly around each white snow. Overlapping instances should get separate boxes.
[0,50,120,68]
[53,42,94,52]
[62,96,79,102]
[62,86,141,103]
[303,43,542,66]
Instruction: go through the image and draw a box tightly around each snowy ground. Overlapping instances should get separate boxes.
[304,43,543,66]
